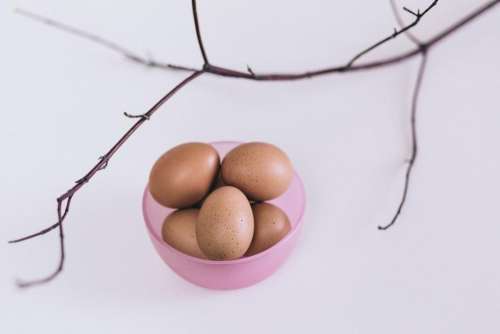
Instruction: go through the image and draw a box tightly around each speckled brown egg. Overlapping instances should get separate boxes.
[162,209,207,259]
[221,142,293,201]
[196,186,254,260]
[245,203,291,256]
[149,142,220,208]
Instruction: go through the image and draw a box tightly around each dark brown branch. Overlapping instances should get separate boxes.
[123,112,151,120]
[11,70,203,246]
[191,0,210,65]
[15,1,499,81]
[425,0,499,47]
[10,71,203,287]
[15,8,198,73]
[9,195,72,244]
[9,222,59,243]
[246,65,255,76]
[205,0,498,81]
[15,1,436,77]
[403,7,420,18]
[379,52,428,230]
[390,0,422,45]
[16,225,65,288]
[16,198,70,288]
[346,0,437,66]
[97,156,108,171]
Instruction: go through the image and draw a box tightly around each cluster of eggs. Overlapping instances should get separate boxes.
[149,142,294,260]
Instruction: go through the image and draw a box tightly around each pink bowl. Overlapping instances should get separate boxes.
[142,141,306,290]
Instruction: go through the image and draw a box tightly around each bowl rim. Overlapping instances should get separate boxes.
[142,140,306,265]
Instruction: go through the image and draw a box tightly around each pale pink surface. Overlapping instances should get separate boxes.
[143,141,306,290]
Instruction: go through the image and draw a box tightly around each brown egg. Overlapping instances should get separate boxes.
[221,142,293,201]
[149,142,220,208]
[245,203,291,256]
[162,209,207,259]
[197,186,254,260]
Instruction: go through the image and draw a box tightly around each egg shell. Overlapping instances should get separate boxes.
[197,186,254,260]
[245,203,291,256]
[162,209,207,259]
[149,142,220,208]
[221,142,293,201]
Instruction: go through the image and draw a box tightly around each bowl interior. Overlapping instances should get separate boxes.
[143,141,306,263]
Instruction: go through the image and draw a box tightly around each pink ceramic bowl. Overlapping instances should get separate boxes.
[142,141,306,290]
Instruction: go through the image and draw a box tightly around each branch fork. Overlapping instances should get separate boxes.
[403,7,421,18]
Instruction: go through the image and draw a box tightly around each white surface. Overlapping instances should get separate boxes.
[1,1,499,333]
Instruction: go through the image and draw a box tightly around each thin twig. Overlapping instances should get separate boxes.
[403,7,420,18]
[425,0,499,47]
[246,65,255,77]
[9,196,72,244]
[15,8,198,73]
[15,1,437,77]
[10,70,203,246]
[206,0,497,80]
[346,1,437,66]
[379,52,428,230]
[97,156,108,171]
[16,200,68,288]
[390,0,422,45]
[17,1,499,81]
[15,195,71,287]
[10,71,203,287]
[123,112,151,120]
[191,0,210,65]
[9,222,59,243]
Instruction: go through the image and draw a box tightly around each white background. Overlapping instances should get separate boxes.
[1,0,499,333]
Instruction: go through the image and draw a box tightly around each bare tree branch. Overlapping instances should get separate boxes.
[15,8,198,73]
[10,71,203,287]
[16,200,68,288]
[379,52,428,230]
[346,0,436,66]
[191,0,210,65]
[16,1,500,81]
[9,0,500,287]
[390,0,422,45]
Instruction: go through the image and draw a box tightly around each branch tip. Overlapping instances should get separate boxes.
[403,7,419,17]
[379,54,428,231]
[123,112,150,120]
[246,65,255,76]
